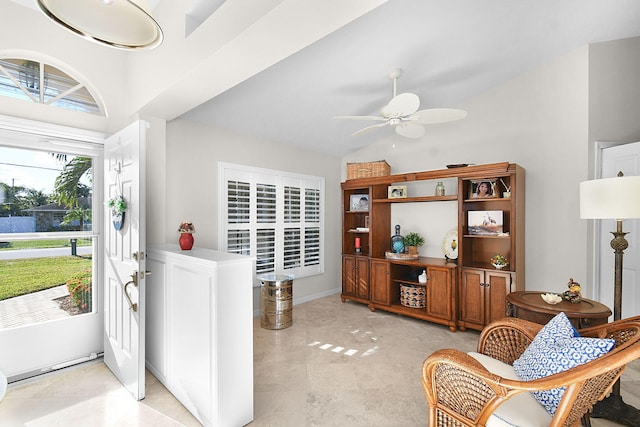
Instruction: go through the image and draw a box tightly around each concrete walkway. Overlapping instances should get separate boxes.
[0,285,71,329]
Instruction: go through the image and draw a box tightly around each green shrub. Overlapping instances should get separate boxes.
[66,269,92,313]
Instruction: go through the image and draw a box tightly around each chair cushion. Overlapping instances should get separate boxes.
[512,312,615,416]
[468,352,551,427]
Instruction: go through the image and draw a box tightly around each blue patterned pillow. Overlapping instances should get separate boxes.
[512,312,615,415]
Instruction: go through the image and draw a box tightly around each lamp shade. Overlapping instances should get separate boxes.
[580,175,640,219]
[37,0,163,50]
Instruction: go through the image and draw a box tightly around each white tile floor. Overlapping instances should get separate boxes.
[0,295,638,426]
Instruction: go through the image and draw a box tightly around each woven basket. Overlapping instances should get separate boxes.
[346,160,390,180]
[400,284,426,308]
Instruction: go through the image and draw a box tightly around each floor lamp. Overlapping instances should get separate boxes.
[580,172,640,426]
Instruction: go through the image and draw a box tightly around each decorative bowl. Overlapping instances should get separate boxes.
[491,262,507,270]
[541,293,563,305]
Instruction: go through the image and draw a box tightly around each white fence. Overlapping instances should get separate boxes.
[0,217,36,233]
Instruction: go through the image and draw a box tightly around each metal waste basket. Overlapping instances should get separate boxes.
[259,274,293,329]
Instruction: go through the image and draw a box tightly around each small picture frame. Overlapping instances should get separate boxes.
[388,185,407,199]
[350,194,369,211]
[364,215,370,228]
[469,179,498,199]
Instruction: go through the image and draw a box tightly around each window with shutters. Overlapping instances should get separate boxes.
[219,162,324,279]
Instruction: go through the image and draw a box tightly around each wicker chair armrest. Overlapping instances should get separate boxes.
[423,340,640,427]
[422,348,535,426]
[477,317,542,365]
[579,317,640,347]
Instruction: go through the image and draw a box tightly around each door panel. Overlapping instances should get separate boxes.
[103,121,146,400]
[370,260,390,305]
[486,271,511,324]
[426,267,452,320]
[356,257,369,299]
[460,268,484,325]
[342,256,356,296]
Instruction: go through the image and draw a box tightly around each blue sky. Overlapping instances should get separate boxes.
[0,146,66,195]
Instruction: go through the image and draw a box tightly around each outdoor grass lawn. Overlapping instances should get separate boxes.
[0,239,91,250]
[0,256,92,300]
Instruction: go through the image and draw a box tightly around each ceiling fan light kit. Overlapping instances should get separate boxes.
[336,68,467,138]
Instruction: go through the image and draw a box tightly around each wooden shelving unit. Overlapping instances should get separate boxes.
[340,162,525,331]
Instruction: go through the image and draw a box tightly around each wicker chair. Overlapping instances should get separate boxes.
[422,317,640,427]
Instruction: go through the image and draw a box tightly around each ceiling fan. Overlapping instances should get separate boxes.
[335,68,467,138]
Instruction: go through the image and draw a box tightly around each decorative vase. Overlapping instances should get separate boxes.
[435,181,445,196]
[492,263,507,270]
[112,211,125,230]
[179,233,194,250]
[390,224,405,254]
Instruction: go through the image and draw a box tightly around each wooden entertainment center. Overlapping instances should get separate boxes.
[341,162,525,331]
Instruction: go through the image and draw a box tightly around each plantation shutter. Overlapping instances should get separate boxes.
[219,162,324,280]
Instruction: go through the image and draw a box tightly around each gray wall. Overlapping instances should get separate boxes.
[341,38,640,299]
[161,119,342,312]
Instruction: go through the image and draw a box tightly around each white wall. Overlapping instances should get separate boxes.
[163,119,342,311]
[0,2,129,132]
[343,45,591,295]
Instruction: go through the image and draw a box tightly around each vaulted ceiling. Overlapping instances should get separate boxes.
[178,0,640,157]
[8,1,640,157]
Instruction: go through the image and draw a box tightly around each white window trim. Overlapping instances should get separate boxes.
[218,162,325,282]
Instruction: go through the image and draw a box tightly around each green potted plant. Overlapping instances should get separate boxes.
[403,232,425,256]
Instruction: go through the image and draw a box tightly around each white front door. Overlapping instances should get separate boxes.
[598,141,640,319]
[103,121,147,400]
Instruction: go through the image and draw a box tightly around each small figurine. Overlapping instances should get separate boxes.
[562,278,582,303]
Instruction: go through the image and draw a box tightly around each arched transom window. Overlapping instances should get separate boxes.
[0,58,103,115]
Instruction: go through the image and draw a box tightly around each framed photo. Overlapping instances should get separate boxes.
[350,194,369,211]
[364,215,370,228]
[469,179,498,199]
[468,210,504,235]
[388,185,407,199]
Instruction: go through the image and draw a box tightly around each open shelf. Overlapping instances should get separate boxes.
[373,195,458,203]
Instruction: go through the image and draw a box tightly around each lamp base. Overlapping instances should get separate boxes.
[591,394,640,426]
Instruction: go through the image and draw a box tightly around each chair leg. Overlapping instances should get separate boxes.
[581,413,592,427]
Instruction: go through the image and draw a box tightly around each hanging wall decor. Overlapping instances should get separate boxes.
[107,195,127,230]
[106,162,127,230]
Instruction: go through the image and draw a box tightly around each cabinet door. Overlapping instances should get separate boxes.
[370,260,390,305]
[342,255,357,296]
[355,257,370,299]
[460,268,485,325]
[485,271,512,324]
[426,266,453,320]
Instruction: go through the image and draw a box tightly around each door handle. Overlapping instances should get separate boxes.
[123,272,138,312]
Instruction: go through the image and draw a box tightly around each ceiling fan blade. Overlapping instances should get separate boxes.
[384,93,420,117]
[334,115,387,121]
[413,108,468,124]
[395,122,425,138]
[352,122,389,136]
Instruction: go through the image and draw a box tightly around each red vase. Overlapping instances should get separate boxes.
[179,233,194,250]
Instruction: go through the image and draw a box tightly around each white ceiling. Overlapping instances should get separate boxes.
[9,1,640,157]
[179,0,640,157]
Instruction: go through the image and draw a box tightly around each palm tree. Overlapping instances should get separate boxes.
[53,156,92,209]
[60,206,92,231]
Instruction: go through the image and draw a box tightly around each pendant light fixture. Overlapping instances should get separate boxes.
[36,0,163,50]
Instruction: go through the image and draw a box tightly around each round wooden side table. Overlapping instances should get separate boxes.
[506,291,612,329]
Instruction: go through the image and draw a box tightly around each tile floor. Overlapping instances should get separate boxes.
[0,294,638,426]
